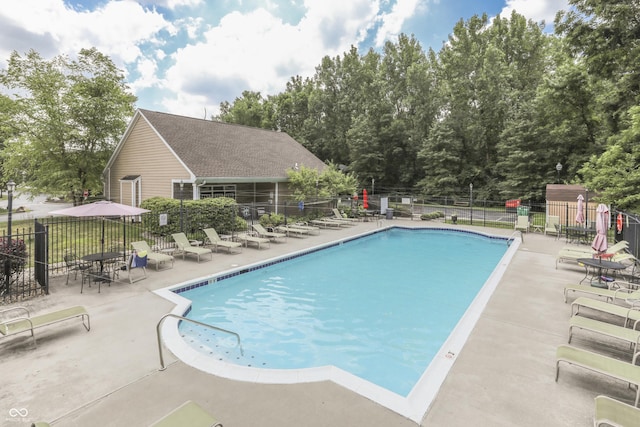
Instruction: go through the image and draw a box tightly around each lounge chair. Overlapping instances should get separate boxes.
[310,219,344,229]
[556,241,630,268]
[149,400,222,427]
[131,241,174,270]
[514,216,529,232]
[568,315,640,360]
[275,225,310,237]
[594,395,640,426]
[555,344,640,407]
[125,251,147,283]
[171,233,213,262]
[544,215,560,237]
[571,297,640,329]
[563,281,639,303]
[332,208,359,222]
[291,222,320,234]
[237,232,270,249]
[203,228,242,253]
[251,223,287,242]
[0,306,90,346]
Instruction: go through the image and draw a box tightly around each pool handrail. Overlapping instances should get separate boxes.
[157,313,243,370]
[507,230,522,245]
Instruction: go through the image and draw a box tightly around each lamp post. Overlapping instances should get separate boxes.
[6,180,15,242]
[555,162,562,184]
[5,180,15,294]
[469,182,473,225]
[179,180,184,232]
[372,178,375,196]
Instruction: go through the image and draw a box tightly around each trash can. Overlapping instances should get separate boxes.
[517,206,530,216]
[386,208,394,220]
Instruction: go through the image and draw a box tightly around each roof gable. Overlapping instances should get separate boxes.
[137,109,326,179]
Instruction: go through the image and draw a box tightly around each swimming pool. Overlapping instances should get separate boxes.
[156,226,520,422]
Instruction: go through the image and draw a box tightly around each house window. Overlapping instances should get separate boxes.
[200,185,236,199]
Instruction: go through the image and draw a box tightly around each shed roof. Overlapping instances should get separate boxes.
[138,109,326,179]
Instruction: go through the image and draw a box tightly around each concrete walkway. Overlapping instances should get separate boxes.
[0,220,630,426]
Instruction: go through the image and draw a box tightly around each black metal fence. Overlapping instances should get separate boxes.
[3,195,638,303]
[0,224,48,303]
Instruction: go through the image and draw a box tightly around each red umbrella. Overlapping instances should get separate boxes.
[363,189,369,209]
[591,204,609,253]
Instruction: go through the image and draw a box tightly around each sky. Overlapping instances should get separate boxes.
[0,0,570,119]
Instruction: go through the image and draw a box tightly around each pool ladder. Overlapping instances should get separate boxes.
[507,230,523,245]
[156,313,243,370]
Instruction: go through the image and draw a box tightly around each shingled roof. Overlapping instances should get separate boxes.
[139,109,326,179]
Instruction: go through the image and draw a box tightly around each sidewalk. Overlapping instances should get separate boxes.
[0,221,621,426]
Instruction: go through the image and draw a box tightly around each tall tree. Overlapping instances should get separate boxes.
[0,48,136,202]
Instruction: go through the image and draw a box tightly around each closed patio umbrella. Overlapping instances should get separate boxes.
[591,204,610,254]
[576,195,584,225]
[363,189,369,209]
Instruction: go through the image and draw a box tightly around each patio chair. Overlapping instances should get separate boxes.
[568,316,640,361]
[63,252,93,286]
[171,233,213,262]
[0,305,90,346]
[131,241,174,270]
[251,223,287,242]
[594,395,640,426]
[125,250,147,283]
[514,216,529,232]
[563,281,640,303]
[544,215,560,238]
[555,345,640,407]
[203,228,242,253]
[149,400,222,427]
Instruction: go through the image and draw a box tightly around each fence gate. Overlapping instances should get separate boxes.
[34,220,49,294]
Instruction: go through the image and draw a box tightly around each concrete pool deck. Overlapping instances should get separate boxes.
[1,219,631,426]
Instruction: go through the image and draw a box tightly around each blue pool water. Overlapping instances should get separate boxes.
[177,228,507,396]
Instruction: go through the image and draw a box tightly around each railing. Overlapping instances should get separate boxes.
[156,313,243,370]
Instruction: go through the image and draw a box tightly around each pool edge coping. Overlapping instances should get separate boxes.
[153,226,521,423]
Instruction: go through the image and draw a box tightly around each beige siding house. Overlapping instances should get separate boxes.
[103,109,326,212]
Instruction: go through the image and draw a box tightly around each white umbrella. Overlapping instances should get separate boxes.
[576,194,584,225]
[50,201,149,255]
[591,204,609,254]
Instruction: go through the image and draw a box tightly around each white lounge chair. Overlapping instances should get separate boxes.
[563,281,639,303]
[171,233,212,262]
[203,228,242,253]
[275,225,310,237]
[571,297,640,328]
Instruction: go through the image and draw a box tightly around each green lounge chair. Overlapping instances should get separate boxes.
[131,241,174,270]
[571,297,640,329]
[569,316,640,360]
[555,345,640,407]
[594,395,640,426]
[275,225,310,237]
[564,281,640,303]
[171,233,213,262]
[556,241,630,269]
[203,228,242,253]
[237,232,270,249]
[332,208,359,222]
[149,400,222,427]
[251,223,287,242]
[1,306,90,346]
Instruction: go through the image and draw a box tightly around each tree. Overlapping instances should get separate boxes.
[286,164,357,202]
[216,90,271,128]
[0,48,136,202]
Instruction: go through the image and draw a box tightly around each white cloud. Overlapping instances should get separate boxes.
[375,0,421,46]
[160,2,380,117]
[499,0,570,26]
